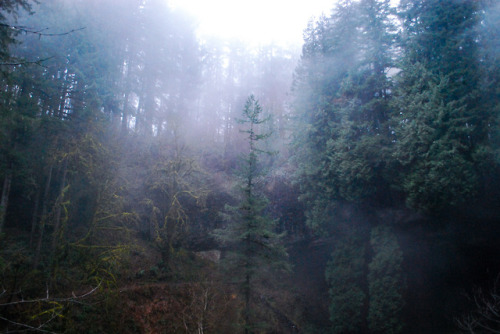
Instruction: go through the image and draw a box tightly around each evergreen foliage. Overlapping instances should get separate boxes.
[367,225,404,334]
[215,95,288,333]
[292,0,398,234]
[291,0,500,331]
[292,0,499,215]
[325,231,367,333]
[390,0,490,212]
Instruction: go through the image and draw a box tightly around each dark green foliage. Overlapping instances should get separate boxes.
[391,64,479,211]
[293,0,499,216]
[325,232,367,333]
[325,224,405,334]
[367,225,404,334]
[398,0,481,83]
[292,0,398,234]
[389,0,495,212]
[324,224,406,334]
[292,0,500,331]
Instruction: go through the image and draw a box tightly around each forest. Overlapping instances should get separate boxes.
[0,0,499,333]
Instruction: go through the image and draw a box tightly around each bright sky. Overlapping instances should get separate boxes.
[168,0,335,46]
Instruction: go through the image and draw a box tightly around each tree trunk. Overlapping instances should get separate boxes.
[0,171,13,235]
[29,188,41,246]
[56,80,68,119]
[52,159,68,252]
[122,90,130,135]
[33,164,53,269]
[245,271,251,334]
[223,104,232,160]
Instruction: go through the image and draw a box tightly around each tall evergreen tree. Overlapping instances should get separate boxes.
[292,2,406,332]
[392,0,490,212]
[292,0,398,232]
[291,2,360,233]
[215,95,288,333]
[0,1,34,235]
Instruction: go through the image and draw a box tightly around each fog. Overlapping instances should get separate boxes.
[169,0,335,46]
[0,0,499,333]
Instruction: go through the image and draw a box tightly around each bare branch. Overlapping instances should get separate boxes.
[457,275,500,333]
[0,23,84,67]
[0,280,101,307]
[0,314,60,334]
[0,23,85,37]
[0,281,102,333]
[0,56,54,67]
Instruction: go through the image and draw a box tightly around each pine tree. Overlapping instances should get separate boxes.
[215,95,288,333]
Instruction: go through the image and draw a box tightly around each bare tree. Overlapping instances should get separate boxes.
[457,276,500,333]
[0,282,101,333]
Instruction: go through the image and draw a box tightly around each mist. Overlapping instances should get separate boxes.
[0,0,499,333]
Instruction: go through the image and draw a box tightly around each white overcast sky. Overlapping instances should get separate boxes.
[168,0,336,46]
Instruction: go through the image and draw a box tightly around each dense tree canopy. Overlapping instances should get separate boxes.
[292,0,500,332]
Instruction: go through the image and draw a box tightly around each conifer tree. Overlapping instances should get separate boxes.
[392,0,489,212]
[215,95,288,333]
[0,1,34,235]
[291,1,362,233]
[292,0,398,232]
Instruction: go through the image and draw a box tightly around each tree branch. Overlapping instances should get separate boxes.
[0,314,60,334]
[0,281,102,333]
[0,23,85,37]
[0,280,101,307]
[0,56,54,67]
